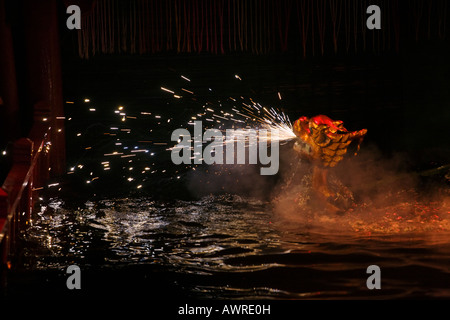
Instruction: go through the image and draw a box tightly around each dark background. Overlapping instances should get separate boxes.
[54,0,450,198]
[3,0,449,194]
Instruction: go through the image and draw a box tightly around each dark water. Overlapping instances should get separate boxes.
[3,52,450,300]
[5,192,450,299]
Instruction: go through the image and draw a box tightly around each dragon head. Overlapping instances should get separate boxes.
[293,115,367,168]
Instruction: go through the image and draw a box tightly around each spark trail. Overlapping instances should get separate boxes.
[60,72,297,194]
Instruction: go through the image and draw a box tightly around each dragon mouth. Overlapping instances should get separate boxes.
[293,139,313,157]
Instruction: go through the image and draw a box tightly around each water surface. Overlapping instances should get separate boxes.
[6,191,450,299]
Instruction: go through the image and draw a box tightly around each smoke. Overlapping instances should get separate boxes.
[271,143,450,235]
[185,163,277,200]
[181,136,450,235]
[184,140,292,200]
[335,144,419,207]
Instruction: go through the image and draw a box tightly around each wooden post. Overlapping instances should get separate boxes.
[13,139,33,230]
[0,0,21,145]
[22,0,66,176]
[31,102,51,189]
[0,188,7,219]
[13,138,33,250]
[12,138,33,166]
[0,138,33,253]
[0,188,9,266]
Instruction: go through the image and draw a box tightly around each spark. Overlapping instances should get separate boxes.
[131,149,147,153]
[48,183,60,188]
[67,75,297,192]
[161,87,175,94]
[182,88,194,94]
[104,152,123,156]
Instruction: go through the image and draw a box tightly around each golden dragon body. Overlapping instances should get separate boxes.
[292,115,367,213]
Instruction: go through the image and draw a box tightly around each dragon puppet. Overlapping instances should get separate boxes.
[292,115,367,213]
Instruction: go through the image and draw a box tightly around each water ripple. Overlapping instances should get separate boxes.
[12,194,450,299]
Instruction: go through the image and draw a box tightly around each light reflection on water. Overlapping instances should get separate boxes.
[12,193,450,299]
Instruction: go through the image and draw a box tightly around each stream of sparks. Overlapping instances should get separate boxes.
[59,73,297,191]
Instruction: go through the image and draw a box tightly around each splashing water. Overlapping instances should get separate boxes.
[272,147,450,237]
